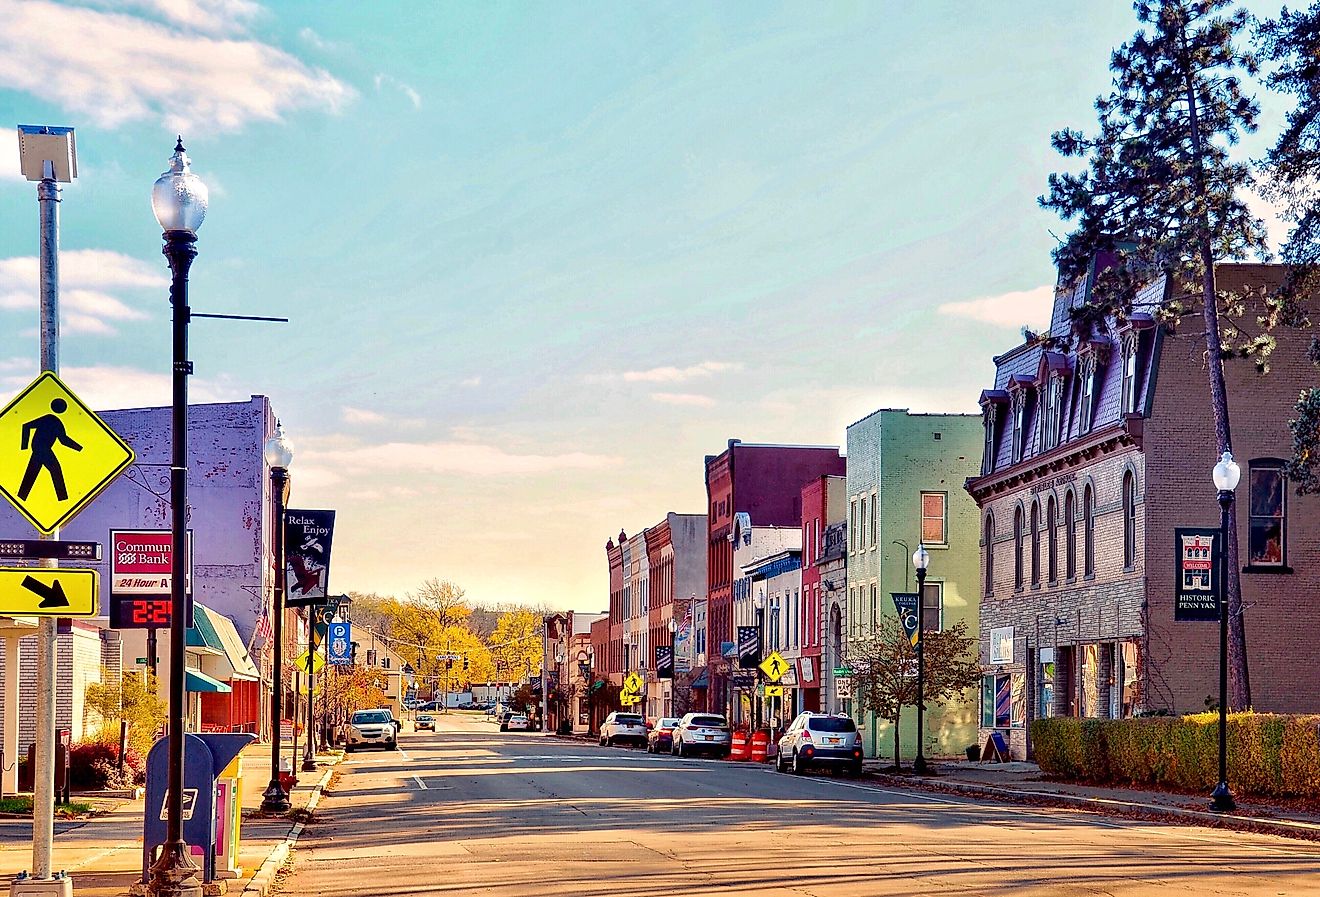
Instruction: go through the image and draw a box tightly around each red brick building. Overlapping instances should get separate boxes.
[702,441,846,717]
[799,475,845,712]
[967,260,1320,758]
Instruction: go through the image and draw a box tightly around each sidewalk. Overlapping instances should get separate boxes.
[861,758,1320,840]
[0,740,340,896]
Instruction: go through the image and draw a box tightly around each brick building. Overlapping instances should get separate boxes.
[800,475,844,713]
[644,513,707,719]
[702,441,846,719]
[966,260,1320,759]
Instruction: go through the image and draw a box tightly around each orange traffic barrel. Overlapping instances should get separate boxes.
[729,729,749,761]
[750,729,770,762]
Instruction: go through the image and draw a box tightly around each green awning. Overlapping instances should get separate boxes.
[186,669,231,693]
[187,604,224,650]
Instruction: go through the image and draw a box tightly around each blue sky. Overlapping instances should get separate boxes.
[0,1,1284,609]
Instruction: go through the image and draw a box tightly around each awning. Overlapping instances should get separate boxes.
[207,607,260,681]
[721,641,737,659]
[186,669,232,693]
[691,669,709,689]
[190,604,259,682]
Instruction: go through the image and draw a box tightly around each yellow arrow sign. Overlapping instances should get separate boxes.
[764,685,784,698]
[294,650,325,675]
[759,651,789,683]
[0,567,97,616]
[0,373,134,534]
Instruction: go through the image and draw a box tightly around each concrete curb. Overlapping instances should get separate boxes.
[240,761,337,896]
[865,773,1320,842]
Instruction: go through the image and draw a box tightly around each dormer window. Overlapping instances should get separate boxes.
[1120,333,1139,415]
[983,405,997,475]
[1045,375,1064,450]
[1012,391,1026,464]
[1078,354,1097,433]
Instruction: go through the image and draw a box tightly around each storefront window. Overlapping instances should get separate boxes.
[1039,649,1055,719]
[981,672,1024,728]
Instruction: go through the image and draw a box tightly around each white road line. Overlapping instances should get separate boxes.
[413,774,427,790]
[396,748,411,761]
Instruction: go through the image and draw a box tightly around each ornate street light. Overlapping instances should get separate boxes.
[146,137,208,897]
[260,424,294,814]
[912,544,930,776]
[1211,451,1240,812]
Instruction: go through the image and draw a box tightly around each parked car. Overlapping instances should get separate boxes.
[646,717,681,753]
[415,714,436,731]
[502,713,530,732]
[346,709,398,752]
[671,713,731,757]
[776,712,863,775]
[599,712,647,747]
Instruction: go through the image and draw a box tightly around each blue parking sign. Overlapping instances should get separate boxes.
[328,621,352,665]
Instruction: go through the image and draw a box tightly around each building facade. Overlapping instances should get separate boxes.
[800,475,845,713]
[845,409,983,760]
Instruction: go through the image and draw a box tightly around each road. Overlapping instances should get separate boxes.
[281,713,1320,896]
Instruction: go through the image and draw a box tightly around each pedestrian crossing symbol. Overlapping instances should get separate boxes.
[0,373,134,534]
[759,651,789,683]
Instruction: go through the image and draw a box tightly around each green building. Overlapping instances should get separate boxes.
[843,409,982,761]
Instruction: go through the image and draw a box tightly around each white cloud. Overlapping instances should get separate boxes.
[95,0,263,35]
[0,130,23,183]
[299,438,621,482]
[0,1,354,133]
[374,73,422,110]
[0,249,165,334]
[341,406,387,425]
[298,26,338,52]
[0,362,238,409]
[460,376,482,387]
[937,285,1054,329]
[620,361,741,383]
[650,392,716,407]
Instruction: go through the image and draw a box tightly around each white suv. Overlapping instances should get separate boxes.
[599,712,647,747]
[346,709,398,752]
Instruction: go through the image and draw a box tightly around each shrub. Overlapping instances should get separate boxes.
[1030,713,1320,798]
[68,741,145,790]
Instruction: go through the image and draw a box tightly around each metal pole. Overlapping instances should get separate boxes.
[28,165,61,889]
[914,567,928,775]
[260,467,291,813]
[147,629,159,679]
[303,656,316,771]
[1211,490,1236,812]
[146,227,202,897]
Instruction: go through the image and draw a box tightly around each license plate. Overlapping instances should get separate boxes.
[702,735,712,741]
[825,737,840,745]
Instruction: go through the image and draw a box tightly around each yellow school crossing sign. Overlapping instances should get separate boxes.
[759,650,789,683]
[0,373,134,534]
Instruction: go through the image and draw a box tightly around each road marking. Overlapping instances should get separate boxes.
[413,775,427,790]
[396,748,411,761]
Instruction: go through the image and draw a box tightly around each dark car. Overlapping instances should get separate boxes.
[646,717,681,753]
[776,712,863,775]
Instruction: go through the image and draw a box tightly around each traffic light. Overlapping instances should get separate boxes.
[463,657,469,672]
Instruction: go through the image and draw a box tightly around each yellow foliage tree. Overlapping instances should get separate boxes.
[489,608,543,682]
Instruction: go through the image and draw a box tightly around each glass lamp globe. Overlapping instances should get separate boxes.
[1212,451,1241,492]
[668,618,678,634]
[912,544,931,572]
[264,423,294,470]
[151,137,208,234]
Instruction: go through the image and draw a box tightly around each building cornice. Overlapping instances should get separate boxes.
[964,416,1143,503]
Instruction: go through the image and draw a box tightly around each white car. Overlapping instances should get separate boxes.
[503,713,530,731]
[599,711,647,747]
[346,709,398,752]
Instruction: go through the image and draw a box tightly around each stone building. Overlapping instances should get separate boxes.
[966,260,1320,759]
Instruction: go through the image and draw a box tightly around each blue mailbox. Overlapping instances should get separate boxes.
[142,732,255,883]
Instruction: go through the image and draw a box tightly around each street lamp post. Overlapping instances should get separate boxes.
[302,609,317,772]
[260,425,294,814]
[912,544,930,776]
[1211,452,1239,812]
[146,136,208,897]
[753,591,765,731]
[667,617,678,717]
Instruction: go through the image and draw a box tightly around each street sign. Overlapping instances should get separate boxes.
[0,372,134,534]
[110,530,193,596]
[835,678,852,700]
[294,650,325,675]
[832,667,852,678]
[624,671,644,694]
[0,566,97,616]
[891,592,920,646]
[765,685,784,698]
[759,651,789,683]
[327,622,352,665]
[0,539,100,561]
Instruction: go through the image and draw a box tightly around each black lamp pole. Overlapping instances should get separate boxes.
[303,609,317,772]
[1211,486,1236,812]
[913,564,928,775]
[261,464,292,813]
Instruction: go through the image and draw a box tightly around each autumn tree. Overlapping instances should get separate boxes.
[489,608,544,682]
[1041,0,1269,708]
[845,618,979,769]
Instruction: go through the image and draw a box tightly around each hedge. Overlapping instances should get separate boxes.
[1030,713,1320,798]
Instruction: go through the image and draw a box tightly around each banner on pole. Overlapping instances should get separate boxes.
[1174,526,1221,622]
[891,592,920,646]
[284,510,335,607]
[736,625,760,669]
[327,621,352,665]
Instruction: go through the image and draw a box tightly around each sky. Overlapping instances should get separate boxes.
[0,0,1291,611]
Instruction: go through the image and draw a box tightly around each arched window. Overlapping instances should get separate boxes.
[1084,484,1096,576]
[1065,490,1076,579]
[1030,501,1041,585]
[1014,506,1024,589]
[1047,495,1058,583]
[1123,471,1138,569]
[984,512,995,596]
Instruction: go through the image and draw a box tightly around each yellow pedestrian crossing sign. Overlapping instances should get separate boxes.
[759,651,789,683]
[295,650,324,675]
[624,671,644,694]
[0,373,134,534]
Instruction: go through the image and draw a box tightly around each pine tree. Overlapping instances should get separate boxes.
[1040,0,1269,709]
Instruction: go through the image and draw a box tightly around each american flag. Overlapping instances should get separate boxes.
[253,609,273,644]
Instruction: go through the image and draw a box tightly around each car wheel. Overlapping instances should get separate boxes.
[345,745,355,754]
[607,736,614,748]
[390,741,399,750]
[775,750,786,773]
[599,736,606,747]
[792,751,804,775]
[676,740,684,758]
[500,725,508,732]
[848,762,863,778]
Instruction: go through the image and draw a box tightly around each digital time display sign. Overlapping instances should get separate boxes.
[108,594,193,629]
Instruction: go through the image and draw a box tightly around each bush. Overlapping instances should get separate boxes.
[1030,713,1320,798]
[68,741,145,790]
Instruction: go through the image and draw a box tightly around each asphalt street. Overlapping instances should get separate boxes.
[280,714,1320,896]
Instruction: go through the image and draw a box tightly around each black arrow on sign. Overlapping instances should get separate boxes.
[21,575,69,609]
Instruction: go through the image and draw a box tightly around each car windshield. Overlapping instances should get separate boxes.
[615,714,644,725]
[806,717,857,733]
[352,711,391,724]
[657,718,681,727]
[690,716,727,728]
